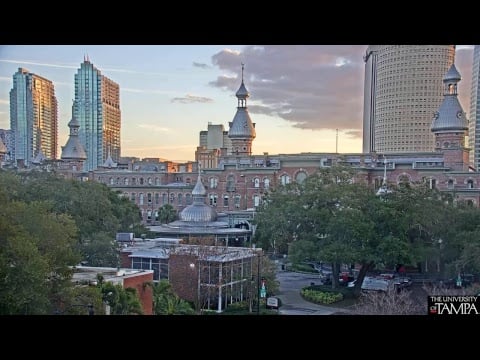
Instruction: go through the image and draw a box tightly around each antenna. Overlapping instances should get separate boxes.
[241,63,244,83]
[336,129,338,153]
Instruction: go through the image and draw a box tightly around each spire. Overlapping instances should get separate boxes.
[235,63,249,104]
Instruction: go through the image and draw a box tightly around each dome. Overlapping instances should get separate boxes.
[235,81,249,98]
[431,96,468,132]
[229,108,256,138]
[179,203,218,222]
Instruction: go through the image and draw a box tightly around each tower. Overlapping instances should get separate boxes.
[9,68,58,167]
[61,102,87,171]
[431,64,469,171]
[363,45,455,153]
[469,45,480,170]
[228,64,256,156]
[74,57,121,172]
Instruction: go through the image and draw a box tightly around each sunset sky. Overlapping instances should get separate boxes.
[0,45,474,162]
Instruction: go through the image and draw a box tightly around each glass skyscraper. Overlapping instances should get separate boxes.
[74,58,121,171]
[9,68,58,166]
[469,45,480,170]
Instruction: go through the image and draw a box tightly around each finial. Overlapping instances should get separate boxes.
[241,63,244,83]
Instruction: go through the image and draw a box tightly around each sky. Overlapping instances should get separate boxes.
[0,45,475,162]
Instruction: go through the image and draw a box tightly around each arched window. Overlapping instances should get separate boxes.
[109,177,114,185]
[295,171,307,184]
[155,178,160,186]
[147,193,152,204]
[148,177,152,185]
[177,193,183,205]
[185,193,192,205]
[124,178,129,185]
[139,178,144,185]
[467,179,474,189]
[209,194,218,206]
[254,178,260,188]
[155,193,160,205]
[130,193,136,202]
[447,179,454,189]
[139,193,144,205]
[162,193,167,204]
[254,195,261,207]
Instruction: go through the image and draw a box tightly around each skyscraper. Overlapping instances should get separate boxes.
[9,68,58,166]
[469,45,480,170]
[74,57,121,172]
[363,45,455,153]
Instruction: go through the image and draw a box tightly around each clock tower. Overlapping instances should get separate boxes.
[431,64,470,171]
[228,64,256,156]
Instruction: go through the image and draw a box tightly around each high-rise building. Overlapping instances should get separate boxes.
[363,45,455,153]
[9,68,58,166]
[74,57,121,172]
[199,123,232,153]
[469,45,480,170]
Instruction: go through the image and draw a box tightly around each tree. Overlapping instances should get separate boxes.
[152,280,195,315]
[100,282,143,315]
[157,204,177,224]
[0,187,81,314]
[255,165,450,296]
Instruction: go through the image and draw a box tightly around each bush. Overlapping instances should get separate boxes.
[301,288,344,305]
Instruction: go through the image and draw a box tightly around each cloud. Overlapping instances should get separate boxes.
[193,62,210,69]
[171,94,214,104]
[209,45,474,137]
[0,59,164,76]
[137,124,170,132]
[0,99,9,105]
[123,87,176,95]
[209,45,366,135]
[0,76,10,82]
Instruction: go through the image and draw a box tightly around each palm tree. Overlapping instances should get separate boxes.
[157,204,177,224]
[152,280,195,315]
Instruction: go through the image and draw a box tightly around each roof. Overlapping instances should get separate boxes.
[443,64,461,82]
[431,95,468,132]
[229,108,256,138]
[235,81,250,98]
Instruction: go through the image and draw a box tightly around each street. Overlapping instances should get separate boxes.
[275,270,348,315]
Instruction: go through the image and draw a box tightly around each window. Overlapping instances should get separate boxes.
[185,193,192,205]
[467,180,474,189]
[295,171,307,184]
[130,193,136,202]
[264,178,270,189]
[155,193,160,205]
[177,193,183,205]
[280,174,290,185]
[139,193,144,205]
[209,194,218,206]
[254,178,260,188]
[147,193,152,204]
[210,177,218,189]
[162,193,167,204]
[254,195,260,207]
[447,179,454,189]
[223,195,229,207]
[226,175,235,192]
[140,178,144,185]
[124,178,129,185]
[235,194,241,208]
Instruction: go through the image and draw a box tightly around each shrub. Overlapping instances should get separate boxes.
[301,288,344,304]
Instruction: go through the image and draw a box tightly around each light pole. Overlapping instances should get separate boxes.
[240,174,247,210]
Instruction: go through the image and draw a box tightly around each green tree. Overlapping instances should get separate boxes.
[152,280,195,315]
[0,187,81,314]
[157,204,177,224]
[100,282,143,315]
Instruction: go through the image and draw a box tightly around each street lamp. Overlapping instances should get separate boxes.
[240,174,247,210]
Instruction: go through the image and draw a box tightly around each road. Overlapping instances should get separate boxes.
[275,270,348,315]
